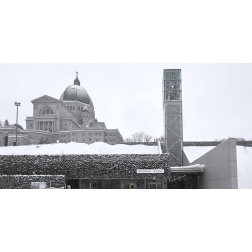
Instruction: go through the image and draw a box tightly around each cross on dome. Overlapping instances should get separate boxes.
[74,71,80,86]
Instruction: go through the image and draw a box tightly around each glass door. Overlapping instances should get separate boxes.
[149,182,161,189]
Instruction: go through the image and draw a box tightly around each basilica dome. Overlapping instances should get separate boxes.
[60,73,94,109]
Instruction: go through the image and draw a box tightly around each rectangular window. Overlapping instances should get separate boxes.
[50,182,65,189]
[31,182,48,189]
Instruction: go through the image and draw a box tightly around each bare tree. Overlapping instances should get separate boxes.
[125,132,162,143]
[124,138,133,142]
[214,138,226,142]
[131,133,138,142]
[0,120,2,126]
[154,135,165,142]
[127,132,154,142]
[131,132,145,142]
[144,134,152,142]
[158,135,165,142]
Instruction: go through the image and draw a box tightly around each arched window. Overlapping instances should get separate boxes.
[42,108,54,115]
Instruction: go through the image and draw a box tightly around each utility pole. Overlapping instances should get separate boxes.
[14,102,21,146]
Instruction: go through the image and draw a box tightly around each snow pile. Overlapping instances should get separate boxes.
[0,142,160,155]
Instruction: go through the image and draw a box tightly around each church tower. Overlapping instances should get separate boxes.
[163,69,183,166]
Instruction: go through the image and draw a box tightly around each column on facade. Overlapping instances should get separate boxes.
[49,122,52,133]
[37,121,56,132]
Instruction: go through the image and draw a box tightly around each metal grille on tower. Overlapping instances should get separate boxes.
[163,69,183,166]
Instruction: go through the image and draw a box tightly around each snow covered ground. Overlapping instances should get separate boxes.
[184,146,252,189]
[0,142,160,155]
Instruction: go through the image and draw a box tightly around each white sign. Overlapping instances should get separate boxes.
[137,169,164,174]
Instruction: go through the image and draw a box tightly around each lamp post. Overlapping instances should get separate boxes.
[14,102,21,146]
[5,131,8,147]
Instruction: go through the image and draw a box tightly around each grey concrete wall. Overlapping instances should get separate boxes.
[182,150,190,166]
[191,138,238,189]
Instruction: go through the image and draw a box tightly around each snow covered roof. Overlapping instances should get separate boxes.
[0,142,161,156]
[170,164,205,173]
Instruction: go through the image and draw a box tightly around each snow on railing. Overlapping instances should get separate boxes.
[170,164,205,173]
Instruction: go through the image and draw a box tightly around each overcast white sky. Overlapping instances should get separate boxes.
[0,63,251,141]
[1,1,252,250]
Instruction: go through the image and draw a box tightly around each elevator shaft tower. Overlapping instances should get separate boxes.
[163,69,183,166]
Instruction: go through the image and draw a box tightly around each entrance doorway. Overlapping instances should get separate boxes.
[4,136,8,146]
[148,182,161,189]
[66,179,80,189]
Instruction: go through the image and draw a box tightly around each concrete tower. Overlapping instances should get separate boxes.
[163,69,183,166]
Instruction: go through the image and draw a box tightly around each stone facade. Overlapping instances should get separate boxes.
[0,74,123,146]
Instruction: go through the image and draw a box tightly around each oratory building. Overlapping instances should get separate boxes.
[0,73,123,146]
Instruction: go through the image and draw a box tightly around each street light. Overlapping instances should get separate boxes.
[5,131,8,147]
[14,102,21,146]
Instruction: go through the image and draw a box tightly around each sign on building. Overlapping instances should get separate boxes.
[137,169,164,174]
